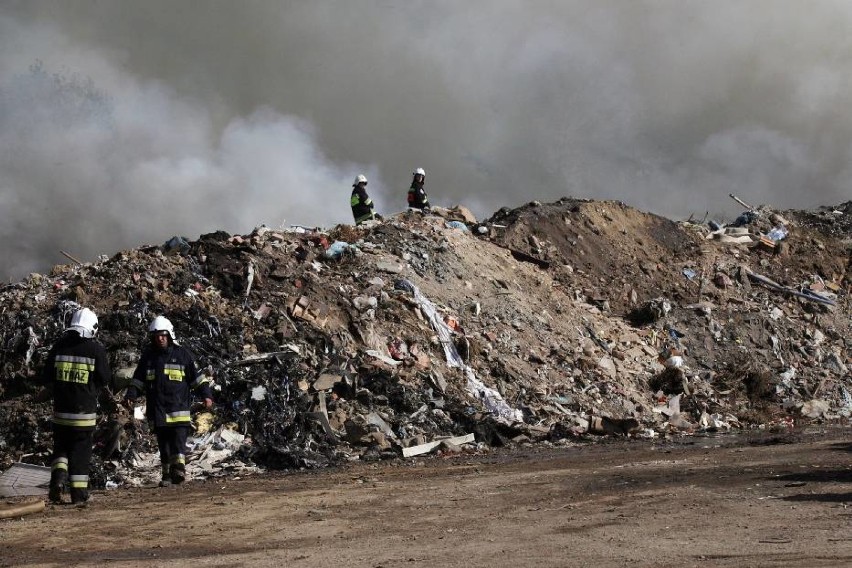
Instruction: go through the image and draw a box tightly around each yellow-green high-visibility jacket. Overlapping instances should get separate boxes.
[126,344,212,428]
[41,332,111,430]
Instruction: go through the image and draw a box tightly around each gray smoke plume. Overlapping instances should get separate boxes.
[2,2,851,279]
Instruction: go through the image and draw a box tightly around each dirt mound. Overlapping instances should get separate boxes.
[485,198,704,313]
[485,198,849,314]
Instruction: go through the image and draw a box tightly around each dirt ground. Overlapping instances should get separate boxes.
[2,430,851,568]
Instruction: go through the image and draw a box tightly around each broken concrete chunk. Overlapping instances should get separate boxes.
[822,351,848,375]
[451,205,478,224]
[376,261,405,274]
[597,356,617,379]
[800,399,830,419]
[353,295,378,311]
[312,373,344,391]
[365,412,396,439]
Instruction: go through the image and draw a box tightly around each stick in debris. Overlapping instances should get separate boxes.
[281,311,299,334]
[60,250,84,265]
[728,193,754,210]
[745,269,836,306]
[508,248,550,269]
[583,320,612,354]
[226,347,300,366]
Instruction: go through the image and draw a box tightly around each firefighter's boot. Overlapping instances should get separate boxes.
[70,488,89,506]
[170,463,185,485]
[48,469,67,504]
[158,464,172,487]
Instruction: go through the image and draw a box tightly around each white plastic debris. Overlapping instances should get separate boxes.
[133,405,146,421]
[251,385,267,401]
[400,279,523,423]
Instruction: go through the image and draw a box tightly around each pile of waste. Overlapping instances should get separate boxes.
[0,198,849,489]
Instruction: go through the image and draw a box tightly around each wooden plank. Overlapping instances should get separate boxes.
[307,391,338,444]
[402,433,475,458]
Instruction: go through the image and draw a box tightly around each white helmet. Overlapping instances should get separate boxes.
[148,315,176,340]
[413,167,426,177]
[68,308,98,338]
[353,174,368,185]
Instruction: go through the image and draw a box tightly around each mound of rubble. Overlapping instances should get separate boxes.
[0,198,849,489]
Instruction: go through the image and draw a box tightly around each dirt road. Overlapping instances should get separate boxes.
[2,431,851,568]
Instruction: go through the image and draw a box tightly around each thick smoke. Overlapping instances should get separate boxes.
[0,12,383,279]
[2,2,852,278]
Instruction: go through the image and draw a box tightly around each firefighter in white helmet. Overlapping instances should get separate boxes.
[41,307,112,505]
[407,167,431,212]
[125,316,213,487]
[350,174,376,225]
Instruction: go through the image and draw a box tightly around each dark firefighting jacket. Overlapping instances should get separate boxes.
[126,344,212,428]
[351,185,375,225]
[407,183,430,210]
[41,332,111,430]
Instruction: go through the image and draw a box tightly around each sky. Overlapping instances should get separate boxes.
[2,1,851,279]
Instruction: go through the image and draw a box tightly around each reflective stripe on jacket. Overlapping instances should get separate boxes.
[41,332,111,431]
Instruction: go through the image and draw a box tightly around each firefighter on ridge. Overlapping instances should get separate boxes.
[125,316,212,487]
[41,307,112,505]
[350,174,376,225]
[407,167,430,212]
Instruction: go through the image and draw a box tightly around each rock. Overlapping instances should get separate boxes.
[597,356,617,379]
[365,412,395,439]
[822,351,848,375]
[364,431,391,450]
[313,373,343,391]
[376,261,404,274]
[587,416,641,436]
[800,399,830,419]
[344,417,370,444]
[353,295,378,311]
